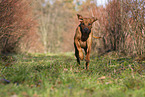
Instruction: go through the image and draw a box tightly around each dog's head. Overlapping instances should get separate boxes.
[77,14,97,41]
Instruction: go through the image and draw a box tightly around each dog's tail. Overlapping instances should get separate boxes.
[93,36,102,39]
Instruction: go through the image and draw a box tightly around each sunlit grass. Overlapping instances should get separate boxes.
[0,53,145,97]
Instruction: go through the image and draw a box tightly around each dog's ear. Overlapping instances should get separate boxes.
[92,17,98,22]
[77,14,83,22]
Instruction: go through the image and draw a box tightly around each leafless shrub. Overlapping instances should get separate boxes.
[78,0,144,56]
[0,0,40,54]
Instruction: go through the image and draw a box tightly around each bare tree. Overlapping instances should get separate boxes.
[36,0,76,53]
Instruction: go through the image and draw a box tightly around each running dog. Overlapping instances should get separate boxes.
[74,14,101,70]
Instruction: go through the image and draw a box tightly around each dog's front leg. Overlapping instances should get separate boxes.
[85,37,92,70]
[85,47,91,70]
[85,47,91,63]
[74,39,84,60]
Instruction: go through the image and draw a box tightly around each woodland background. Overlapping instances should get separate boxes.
[0,0,144,57]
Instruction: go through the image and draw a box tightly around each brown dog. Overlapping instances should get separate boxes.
[74,14,100,70]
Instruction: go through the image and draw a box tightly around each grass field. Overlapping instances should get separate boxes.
[0,52,145,97]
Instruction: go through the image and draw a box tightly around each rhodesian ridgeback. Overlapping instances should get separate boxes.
[74,14,101,70]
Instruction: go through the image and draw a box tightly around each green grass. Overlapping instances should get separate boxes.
[0,52,145,97]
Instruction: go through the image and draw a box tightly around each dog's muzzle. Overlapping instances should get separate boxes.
[83,28,89,33]
[81,28,91,41]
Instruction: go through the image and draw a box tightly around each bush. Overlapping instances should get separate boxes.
[0,0,39,54]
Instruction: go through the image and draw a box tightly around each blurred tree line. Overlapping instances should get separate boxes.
[35,0,76,53]
[0,0,144,57]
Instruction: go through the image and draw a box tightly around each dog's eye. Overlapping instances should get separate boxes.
[88,23,91,25]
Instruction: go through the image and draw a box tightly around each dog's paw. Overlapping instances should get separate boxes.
[85,59,90,62]
[79,52,84,60]
[85,56,90,62]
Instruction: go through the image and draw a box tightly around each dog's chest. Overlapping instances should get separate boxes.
[79,40,87,48]
[81,33,89,41]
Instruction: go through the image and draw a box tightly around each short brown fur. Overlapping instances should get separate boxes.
[74,14,99,70]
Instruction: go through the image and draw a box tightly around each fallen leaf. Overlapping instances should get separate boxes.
[105,81,112,84]
[51,86,54,90]
[63,68,68,71]
[33,93,39,97]
[22,92,29,96]
[98,76,106,80]
[11,94,18,97]
[30,84,34,88]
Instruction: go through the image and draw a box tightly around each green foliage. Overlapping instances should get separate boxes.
[0,53,145,97]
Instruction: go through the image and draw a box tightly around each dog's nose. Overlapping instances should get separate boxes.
[84,28,89,32]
